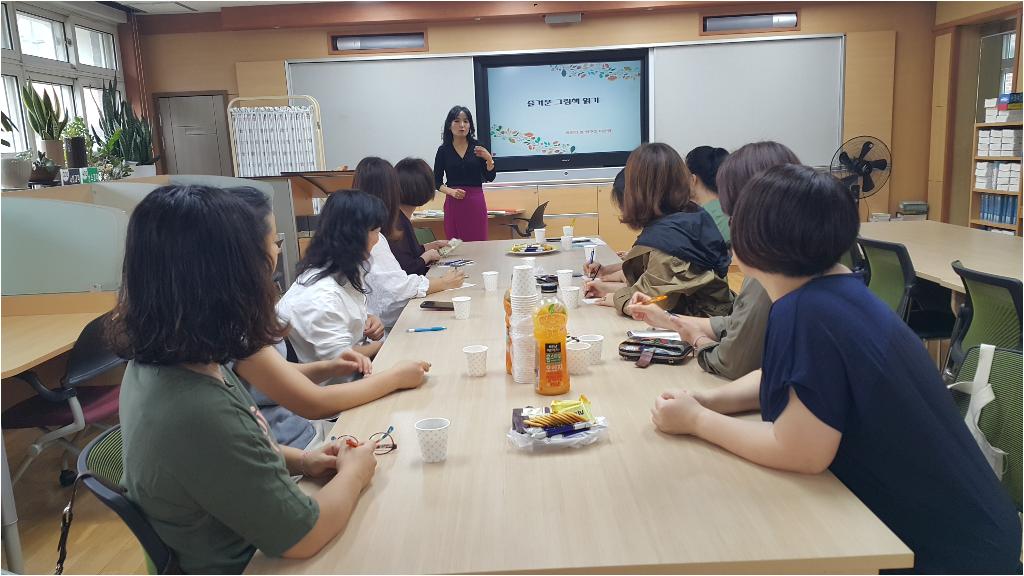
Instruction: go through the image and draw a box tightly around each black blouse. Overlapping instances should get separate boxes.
[392,213,428,276]
[433,140,497,189]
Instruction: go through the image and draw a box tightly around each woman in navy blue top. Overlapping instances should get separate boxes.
[649,164,1021,573]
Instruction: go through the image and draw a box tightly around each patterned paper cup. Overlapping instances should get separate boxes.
[415,418,451,463]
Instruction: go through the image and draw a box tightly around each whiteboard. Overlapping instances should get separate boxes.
[651,36,843,168]
[288,57,476,169]
[288,35,843,174]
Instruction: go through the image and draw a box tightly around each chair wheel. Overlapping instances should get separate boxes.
[59,469,77,487]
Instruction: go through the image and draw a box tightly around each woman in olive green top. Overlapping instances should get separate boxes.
[110,185,383,574]
[685,146,730,243]
[627,142,801,380]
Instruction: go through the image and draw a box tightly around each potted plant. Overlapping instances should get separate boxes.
[29,151,58,183]
[92,128,133,181]
[1,112,31,189]
[21,82,68,166]
[61,116,92,169]
[92,81,158,176]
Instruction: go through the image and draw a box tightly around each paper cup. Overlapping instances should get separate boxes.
[415,418,451,463]
[521,256,536,270]
[534,228,546,244]
[482,271,499,292]
[556,269,574,289]
[578,334,604,364]
[560,286,581,308]
[567,342,591,375]
[511,265,536,296]
[463,345,488,377]
[562,225,573,238]
[583,244,597,265]
[452,296,472,320]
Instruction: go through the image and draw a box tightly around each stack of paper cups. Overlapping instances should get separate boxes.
[509,264,538,384]
[511,265,535,296]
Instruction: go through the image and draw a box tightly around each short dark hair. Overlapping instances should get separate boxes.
[717,141,800,215]
[610,168,626,208]
[107,185,286,364]
[298,189,386,293]
[353,156,402,242]
[685,146,729,193]
[731,164,859,278]
[442,105,477,145]
[618,142,691,230]
[226,186,273,222]
[396,157,436,207]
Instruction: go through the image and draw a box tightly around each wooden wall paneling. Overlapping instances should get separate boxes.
[950,26,982,227]
[544,216,599,236]
[928,32,954,222]
[1,292,118,317]
[843,31,896,220]
[595,183,637,252]
[484,185,539,214]
[536,184,599,214]
[236,61,289,106]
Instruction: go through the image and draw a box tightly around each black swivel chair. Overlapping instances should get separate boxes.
[504,202,549,238]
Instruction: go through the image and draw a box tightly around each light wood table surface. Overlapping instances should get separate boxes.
[859,220,1023,292]
[246,239,912,574]
[1,312,106,379]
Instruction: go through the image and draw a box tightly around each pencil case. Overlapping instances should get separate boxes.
[617,337,692,367]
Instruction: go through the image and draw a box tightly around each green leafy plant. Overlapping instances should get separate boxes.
[1,111,17,148]
[92,80,158,165]
[62,116,96,162]
[32,150,55,171]
[21,82,68,141]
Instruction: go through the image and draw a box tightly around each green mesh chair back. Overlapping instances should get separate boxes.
[858,237,915,318]
[945,260,1023,380]
[414,227,436,245]
[77,426,176,574]
[952,346,1023,510]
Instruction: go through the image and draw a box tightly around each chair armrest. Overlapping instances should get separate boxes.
[14,371,76,403]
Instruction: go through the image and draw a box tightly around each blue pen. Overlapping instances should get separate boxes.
[406,326,447,333]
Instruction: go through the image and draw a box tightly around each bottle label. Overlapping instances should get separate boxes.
[543,342,564,374]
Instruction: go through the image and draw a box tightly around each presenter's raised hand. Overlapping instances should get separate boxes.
[474,146,494,163]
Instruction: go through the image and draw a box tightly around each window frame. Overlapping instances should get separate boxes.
[1,2,124,155]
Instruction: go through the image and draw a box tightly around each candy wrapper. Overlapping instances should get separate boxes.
[508,399,607,451]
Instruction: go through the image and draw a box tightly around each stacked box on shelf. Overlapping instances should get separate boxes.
[983,93,1023,123]
[975,161,996,189]
[977,128,1022,157]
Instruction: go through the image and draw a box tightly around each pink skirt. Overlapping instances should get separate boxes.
[443,186,488,242]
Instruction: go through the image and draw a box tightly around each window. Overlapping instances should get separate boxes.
[1000,33,1016,95]
[16,11,67,61]
[2,4,12,51]
[2,74,27,152]
[28,80,74,147]
[75,26,115,69]
[83,86,119,139]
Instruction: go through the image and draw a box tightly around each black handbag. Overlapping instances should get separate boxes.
[617,337,693,367]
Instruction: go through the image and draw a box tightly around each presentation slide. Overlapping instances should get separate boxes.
[486,60,642,157]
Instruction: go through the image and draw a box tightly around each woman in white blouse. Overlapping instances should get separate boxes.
[354,157,465,328]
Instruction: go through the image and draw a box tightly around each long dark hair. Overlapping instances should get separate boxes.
[685,146,729,193]
[107,184,286,365]
[441,105,476,145]
[297,189,386,293]
[353,156,402,243]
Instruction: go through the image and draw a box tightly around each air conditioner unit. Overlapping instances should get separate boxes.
[331,33,426,52]
[703,12,798,33]
[544,12,582,25]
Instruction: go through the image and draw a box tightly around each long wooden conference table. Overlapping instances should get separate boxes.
[859,220,1023,292]
[246,238,912,574]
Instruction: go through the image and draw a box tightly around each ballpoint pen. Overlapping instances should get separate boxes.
[406,326,447,333]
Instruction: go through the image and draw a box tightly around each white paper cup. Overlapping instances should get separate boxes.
[415,418,451,463]
[562,225,573,238]
[583,244,597,265]
[578,334,604,364]
[511,265,536,296]
[482,271,499,292]
[556,269,574,289]
[560,286,581,308]
[534,228,546,243]
[463,345,488,377]
[567,342,591,375]
[452,296,472,320]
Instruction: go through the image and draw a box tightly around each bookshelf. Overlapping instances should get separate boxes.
[969,121,1022,236]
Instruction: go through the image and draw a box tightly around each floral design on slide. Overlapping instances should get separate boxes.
[490,125,576,155]
[548,62,641,81]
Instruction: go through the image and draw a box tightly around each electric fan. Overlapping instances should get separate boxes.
[830,136,891,200]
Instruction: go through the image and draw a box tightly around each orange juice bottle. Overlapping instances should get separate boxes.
[533,297,569,395]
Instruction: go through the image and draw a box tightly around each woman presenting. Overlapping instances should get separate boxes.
[434,105,496,241]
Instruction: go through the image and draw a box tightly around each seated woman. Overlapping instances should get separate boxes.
[685,146,730,243]
[238,188,429,447]
[393,157,451,275]
[583,142,732,318]
[650,164,1021,574]
[626,141,799,379]
[355,157,465,328]
[112,184,380,573]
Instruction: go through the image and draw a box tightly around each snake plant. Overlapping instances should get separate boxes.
[21,82,67,141]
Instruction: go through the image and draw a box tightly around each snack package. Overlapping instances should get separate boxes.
[508,398,607,451]
[438,238,462,258]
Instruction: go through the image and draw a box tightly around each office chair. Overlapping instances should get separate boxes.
[943,260,1023,381]
[2,313,125,486]
[950,346,1022,510]
[858,237,956,347]
[73,426,178,574]
[504,202,549,238]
